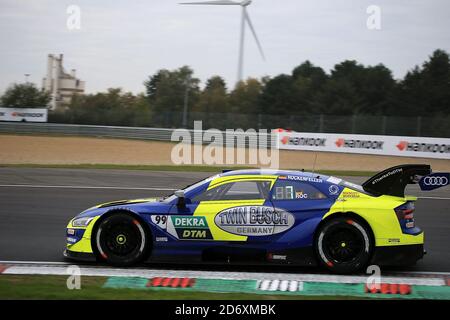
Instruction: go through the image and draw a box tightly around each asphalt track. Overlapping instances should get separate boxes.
[0,167,449,273]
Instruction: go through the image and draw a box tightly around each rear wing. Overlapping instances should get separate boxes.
[362,164,431,197]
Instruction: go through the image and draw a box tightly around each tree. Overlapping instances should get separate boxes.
[394,49,450,116]
[259,74,296,115]
[143,66,200,116]
[1,83,51,108]
[194,76,229,114]
[56,88,152,127]
[291,61,328,114]
[312,60,396,115]
[229,78,263,114]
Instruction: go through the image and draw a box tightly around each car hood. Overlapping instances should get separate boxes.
[77,197,165,218]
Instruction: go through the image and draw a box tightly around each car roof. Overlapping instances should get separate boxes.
[220,169,331,180]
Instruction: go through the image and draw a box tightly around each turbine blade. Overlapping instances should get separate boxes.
[179,0,240,5]
[243,8,265,60]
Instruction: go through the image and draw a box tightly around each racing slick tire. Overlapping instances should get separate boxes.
[93,213,150,267]
[315,216,373,274]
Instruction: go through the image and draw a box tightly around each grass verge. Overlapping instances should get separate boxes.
[0,275,353,300]
[0,163,374,177]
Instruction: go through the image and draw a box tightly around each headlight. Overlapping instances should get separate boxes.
[72,217,94,227]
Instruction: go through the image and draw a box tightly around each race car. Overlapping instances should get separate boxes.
[64,164,437,274]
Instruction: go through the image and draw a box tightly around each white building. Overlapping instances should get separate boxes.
[42,54,85,110]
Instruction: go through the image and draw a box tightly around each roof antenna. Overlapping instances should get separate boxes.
[311,153,318,175]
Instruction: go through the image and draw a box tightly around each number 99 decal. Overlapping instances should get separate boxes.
[151,215,168,229]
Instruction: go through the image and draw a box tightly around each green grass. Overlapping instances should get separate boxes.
[0,163,374,177]
[0,275,354,300]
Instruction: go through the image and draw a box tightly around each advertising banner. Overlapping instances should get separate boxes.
[276,131,450,159]
[0,107,48,122]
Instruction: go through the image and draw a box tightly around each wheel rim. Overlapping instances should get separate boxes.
[322,224,364,264]
[101,220,141,257]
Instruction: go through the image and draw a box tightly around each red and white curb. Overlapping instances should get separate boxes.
[256,280,303,292]
[146,277,196,288]
[0,261,448,287]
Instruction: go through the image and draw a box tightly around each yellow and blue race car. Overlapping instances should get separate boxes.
[64,164,437,274]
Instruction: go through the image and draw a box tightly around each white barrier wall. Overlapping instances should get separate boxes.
[276,131,450,160]
[0,107,48,122]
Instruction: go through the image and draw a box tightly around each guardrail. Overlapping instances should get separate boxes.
[0,122,274,148]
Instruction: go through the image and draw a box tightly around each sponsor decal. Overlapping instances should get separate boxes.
[280,136,289,145]
[67,229,75,235]
[11,111,44,118]
[282,136,326,147]
[371,168,402,185]
[0,107,48,122]
[285,175,323,183]
[388,238,400,243]
[155,237,168,242]
[268,254,287,261]
[67,237,78,244]
[405,222,415,228]
[295,191,308,199]
[170,216,213,240]
[397,141,450,154]
[151,215,168,228]
[328,185,339,195]
[342,191,360,198]
[422,176,448,186]
[335,138,384,150]
[419,173,450,191]
[214,206,295,236]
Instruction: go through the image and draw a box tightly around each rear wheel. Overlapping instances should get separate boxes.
[315,217,372,274]
[94,213,149,267]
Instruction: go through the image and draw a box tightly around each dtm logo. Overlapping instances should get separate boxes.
[419,173,450,191]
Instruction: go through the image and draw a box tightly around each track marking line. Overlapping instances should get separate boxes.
[0,261,449,276]
[0,260,72,265]
[0,184,176,191]
[417,196,450,200]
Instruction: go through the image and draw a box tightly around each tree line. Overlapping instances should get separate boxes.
[1,49,449,129]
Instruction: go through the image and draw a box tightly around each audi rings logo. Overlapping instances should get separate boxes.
[423,176,448,186]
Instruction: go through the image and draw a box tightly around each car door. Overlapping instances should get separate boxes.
[173,177,277,243]
[269,176,338,245]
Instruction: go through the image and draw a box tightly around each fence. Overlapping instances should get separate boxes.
[0,122,274,148]
[48,111,450,138]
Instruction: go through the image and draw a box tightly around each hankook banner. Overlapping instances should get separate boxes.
[276,131,450,159]
[0,107,48,122]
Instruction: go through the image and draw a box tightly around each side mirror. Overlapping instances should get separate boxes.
[174,190,186,207]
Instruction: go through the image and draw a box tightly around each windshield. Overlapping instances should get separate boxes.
[162,175,219,203]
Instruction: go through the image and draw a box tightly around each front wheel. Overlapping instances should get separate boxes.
[315,217,373,274]
[94,213,150,267]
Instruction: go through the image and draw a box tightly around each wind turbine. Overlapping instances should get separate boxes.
[179,0,265,84]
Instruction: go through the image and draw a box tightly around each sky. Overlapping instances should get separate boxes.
[0,0,449,94]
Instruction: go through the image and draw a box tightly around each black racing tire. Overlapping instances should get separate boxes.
[314,216,373,274]
[94,213,150,267]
